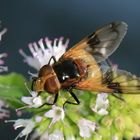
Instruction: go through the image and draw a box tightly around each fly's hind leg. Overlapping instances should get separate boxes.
[63,88,80,108]
[111,93,125,102]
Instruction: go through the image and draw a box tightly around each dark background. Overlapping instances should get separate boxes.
[0,0,140,140]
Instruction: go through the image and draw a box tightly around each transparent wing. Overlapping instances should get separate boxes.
[61,21,127,63]
[103,68,140,94]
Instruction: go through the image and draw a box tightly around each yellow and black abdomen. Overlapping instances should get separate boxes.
[103,68,140,94]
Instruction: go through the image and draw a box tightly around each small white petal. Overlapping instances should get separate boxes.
[35,116,42,123]
[0,53,7,60]
[13,119,29,129]
[78,118,96,138]
[19,49,41,70]
[28,71,38,78]
[45,110,55,118]
[21,96,43,108]
[20,37,68,70]
[0,66,8,72]
[6,119,35,139]
[79,125,91,138]
[20,120,35,137]
[49,130,64,140]
[20,85,43,109]
[97,108,108,115]
[21,96,33,105]
[91,93,109,116]
[30,91,38,97]
[32,96,43,108]
[0,99,7,107]
[44,105,65,127]
[46,95,55,104]
[0,27,7,41]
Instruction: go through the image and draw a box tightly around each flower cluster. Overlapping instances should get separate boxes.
[0,22,9,120]
[2,36,140,140]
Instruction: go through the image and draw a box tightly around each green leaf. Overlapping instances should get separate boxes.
[0,73,29,108]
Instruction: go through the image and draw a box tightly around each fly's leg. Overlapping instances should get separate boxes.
[63,88,80,108]
[31,77,37,91]
[111,93,125,102]
[48,56,57,65]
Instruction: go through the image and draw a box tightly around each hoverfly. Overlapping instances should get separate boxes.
[32,21,140,106]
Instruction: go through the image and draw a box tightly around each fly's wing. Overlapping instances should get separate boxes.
[59,21,128,93]
[104,68,140,94]
[61,21,127,63]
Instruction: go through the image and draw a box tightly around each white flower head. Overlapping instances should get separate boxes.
[16,84,43,112]
[21,89,43,108]
[21,94,43,108]
[5,119,35,140]
[44,105,65,127]
[77,118,97,138]
[48,129,64,140]
[91,93,109,115]
[19,37,69,70]
[0,99,10,119]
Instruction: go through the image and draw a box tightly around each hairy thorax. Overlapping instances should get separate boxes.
[53,59,87,89]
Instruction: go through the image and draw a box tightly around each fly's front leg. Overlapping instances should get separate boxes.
[31,77,37,91]
[48,56,57,65]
